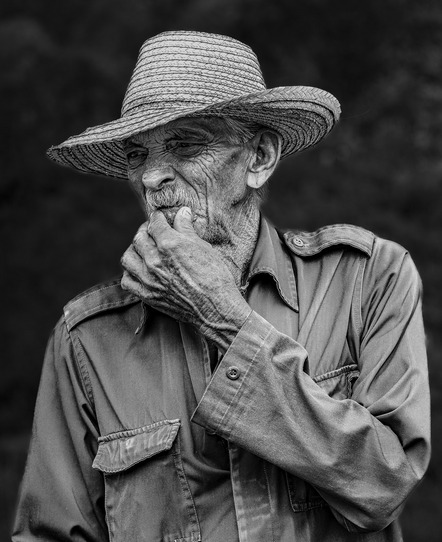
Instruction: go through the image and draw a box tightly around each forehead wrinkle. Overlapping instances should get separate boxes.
[129,125,170,147]
[168,119,219,139]
[127,117,230,148]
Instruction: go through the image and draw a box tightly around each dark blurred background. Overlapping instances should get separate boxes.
[1,0,441,540]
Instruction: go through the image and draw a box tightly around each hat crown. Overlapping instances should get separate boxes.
[121,31,267,116]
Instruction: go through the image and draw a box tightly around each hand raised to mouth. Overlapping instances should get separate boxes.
[120,207,251,353]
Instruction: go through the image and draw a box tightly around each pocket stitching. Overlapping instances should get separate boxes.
[313,364,358,384]
[93,420,181,474]
[98,418,180,443]
[98,421,201,541]
[172,433,201,541]
[286,473,328,513]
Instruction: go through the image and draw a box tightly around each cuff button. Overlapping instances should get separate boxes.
[226,366,240,380]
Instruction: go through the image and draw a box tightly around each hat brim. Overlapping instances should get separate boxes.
[47,86,340,180]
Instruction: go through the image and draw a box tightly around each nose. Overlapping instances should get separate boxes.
[141,166,176,190]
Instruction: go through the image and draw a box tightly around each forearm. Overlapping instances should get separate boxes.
[192,310,430,530]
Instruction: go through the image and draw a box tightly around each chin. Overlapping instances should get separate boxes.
[199,218,232,246]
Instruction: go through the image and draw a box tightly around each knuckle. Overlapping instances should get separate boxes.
[120,249,133,268]
[138,222,149,234]
[121,270,134,289]
[146,222,156,238]
[133,231,145,248]
[157,236,177,252]
[120,274,128,290]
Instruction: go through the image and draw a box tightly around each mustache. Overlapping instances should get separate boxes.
[145,185,198,210]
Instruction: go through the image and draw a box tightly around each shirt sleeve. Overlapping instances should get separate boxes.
[191,240,431,532]
[12,318,108,541]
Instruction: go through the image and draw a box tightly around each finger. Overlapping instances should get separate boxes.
[134,222,153,242]
[137,221,149,234]
[173,206,196,235]
[121,270,144,296]
[120,245,144,276]
[133,224,156,255]
[147,210,171,242]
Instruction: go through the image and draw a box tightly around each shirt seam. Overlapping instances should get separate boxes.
[263,461,276,542]
[98,419,181,443]
[66,321,96,410]
[65,298,140,330]
[355,254,368,356]
[66,281,121,308]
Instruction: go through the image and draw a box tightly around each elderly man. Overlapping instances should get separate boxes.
[14,31,430,542]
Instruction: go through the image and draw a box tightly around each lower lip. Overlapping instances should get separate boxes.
[157,206,181,212]
[149,205,203,220]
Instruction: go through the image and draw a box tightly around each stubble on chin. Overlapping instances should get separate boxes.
[200,216,233,246]
[143,203,233,250]
[143,182,244,248]
[145,205,198,229]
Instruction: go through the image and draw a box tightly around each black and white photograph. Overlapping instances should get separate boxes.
[2,1,441,541]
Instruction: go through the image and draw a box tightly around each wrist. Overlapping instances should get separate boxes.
[200,299,251,354]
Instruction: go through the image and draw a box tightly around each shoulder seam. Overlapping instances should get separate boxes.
[64,318,96,409]
[65,280,123,309]
[64,279,140,332]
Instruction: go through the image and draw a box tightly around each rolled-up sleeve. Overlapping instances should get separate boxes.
[12,318,108,541]
[192,239,430,532]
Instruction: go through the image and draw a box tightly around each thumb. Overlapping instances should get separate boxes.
[173,206,196,235]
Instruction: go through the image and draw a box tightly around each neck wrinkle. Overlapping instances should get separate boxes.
[216,202,261,289]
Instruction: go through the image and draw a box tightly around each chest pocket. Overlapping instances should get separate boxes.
[313,364,360,400]
[93,419,201,542]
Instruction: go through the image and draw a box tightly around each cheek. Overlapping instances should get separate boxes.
[176,151,248,208]
[127,172,145,199]
[213,162,249,205]
[179,160,214,198]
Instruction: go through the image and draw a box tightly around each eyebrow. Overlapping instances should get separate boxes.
[122,138,143,148]
[124,120,216,147]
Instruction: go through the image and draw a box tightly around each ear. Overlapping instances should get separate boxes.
[246,130,281,190]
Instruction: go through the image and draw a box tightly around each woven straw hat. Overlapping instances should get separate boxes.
[47,31,341,180]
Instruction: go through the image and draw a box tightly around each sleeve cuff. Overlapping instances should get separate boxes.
[191,310,274,436]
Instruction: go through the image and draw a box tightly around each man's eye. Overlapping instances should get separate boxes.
[126,150,148,165]
[127,150,145,159]
[177,142,196,147]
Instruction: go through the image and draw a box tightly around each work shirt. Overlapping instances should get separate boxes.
[13,218,430,542]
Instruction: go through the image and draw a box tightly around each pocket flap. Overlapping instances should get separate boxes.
[92,419,180,474]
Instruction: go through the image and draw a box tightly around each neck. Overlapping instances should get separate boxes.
[215,201,261,288]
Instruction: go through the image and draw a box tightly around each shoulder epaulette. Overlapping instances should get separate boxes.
[63,279,140,332]
[283,224,375,257]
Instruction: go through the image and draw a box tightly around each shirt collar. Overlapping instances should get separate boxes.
[242,216,299,312]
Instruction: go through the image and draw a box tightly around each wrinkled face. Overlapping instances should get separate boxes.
[123,117,257,245]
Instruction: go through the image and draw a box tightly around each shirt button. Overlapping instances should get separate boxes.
[293,236,304,247]
[226,366,240,380]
